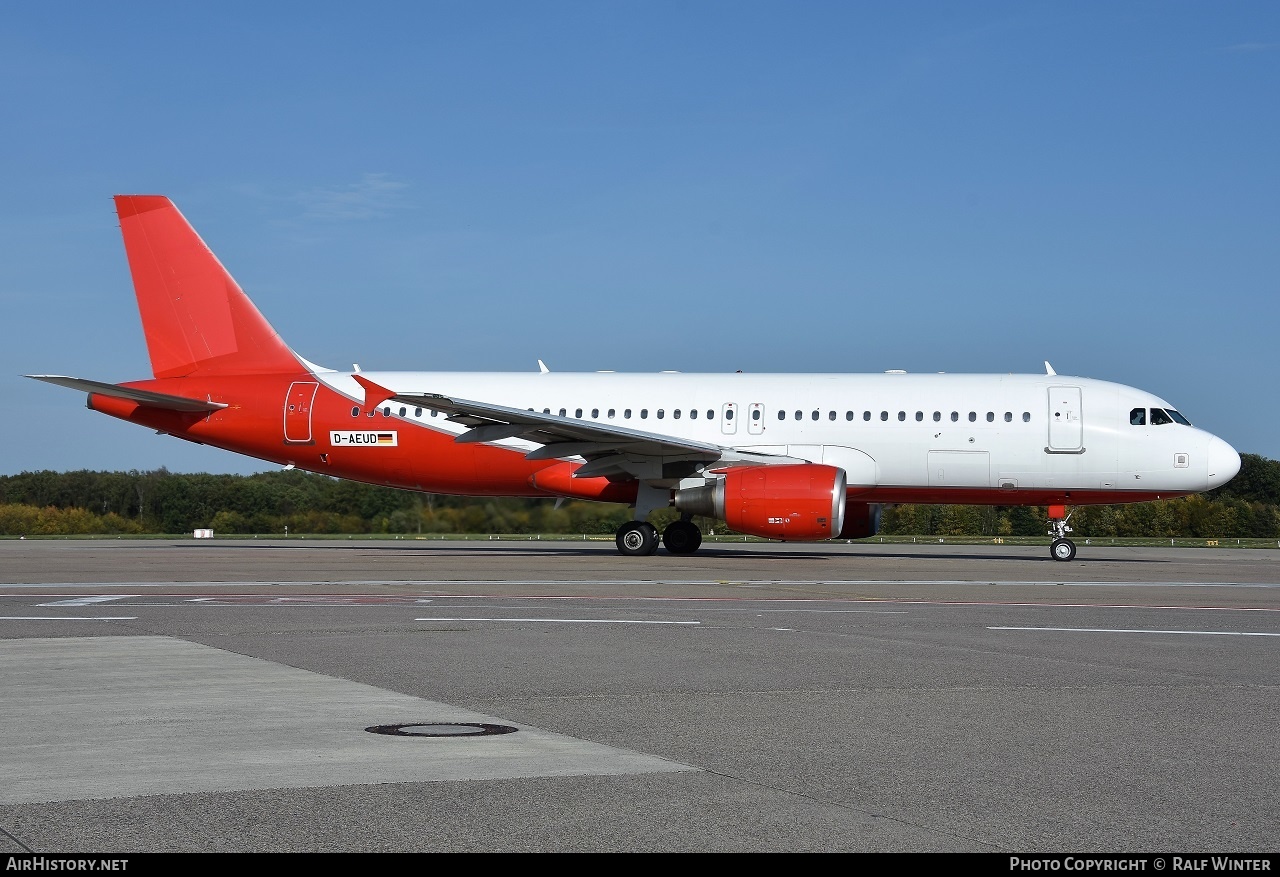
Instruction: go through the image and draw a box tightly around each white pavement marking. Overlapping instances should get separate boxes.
[414,617,700,624]
[0,637,694,806]
[990,626,1280,637]
[0,616,137,621]
[39,596,139,606]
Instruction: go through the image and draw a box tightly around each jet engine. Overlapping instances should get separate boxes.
[674,464,847,541]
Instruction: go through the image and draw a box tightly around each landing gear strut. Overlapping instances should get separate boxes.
[1048,505,1076,562]
[616,521,659,556]
[662,517,703,555]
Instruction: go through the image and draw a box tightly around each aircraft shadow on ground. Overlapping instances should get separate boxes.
[166,542,1163,563]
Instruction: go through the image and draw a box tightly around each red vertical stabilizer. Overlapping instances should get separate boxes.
[114,195,303,378]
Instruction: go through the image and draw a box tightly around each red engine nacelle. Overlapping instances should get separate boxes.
[675,464,847,541]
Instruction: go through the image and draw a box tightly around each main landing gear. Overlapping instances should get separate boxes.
[616,521,659,556]
[661,517,702,555]
[1048,505,1076,562]
[614,517,704,556]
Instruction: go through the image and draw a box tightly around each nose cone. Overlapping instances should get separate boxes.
[1206,436,1241,489]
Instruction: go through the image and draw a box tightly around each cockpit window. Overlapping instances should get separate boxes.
[1150,408,1174,426]
[1130,408,1146,426]
[1167,409,1191,425]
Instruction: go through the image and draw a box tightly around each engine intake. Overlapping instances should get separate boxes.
[675,463,847,541]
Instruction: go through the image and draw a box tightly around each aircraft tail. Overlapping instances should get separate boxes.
[114,195,304,378]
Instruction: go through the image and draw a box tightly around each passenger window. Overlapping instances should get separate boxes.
[898,411,906,421]
[351,406,360,417]
[828,411,836,421]
[624,409,631,419]
[674,409,682,419]
[707,410,714,419]
[399,407,407,417]
[575,408,582,418]
[933,412,941,422]
[1130,407,1146,426]
[880,411,889,421]
[863,411,871,421]
[431,410,438,418]
[812,410,819,421]
[608,408,616,418]
[1004,412,1011,422]
[656,409,664,419]
[751,409,760,420]
[951,412,959,422]
[986,412,994,422]
[641,409,648,419]
[415,408,423,417]
[592,408,599,418]
[559,408,566,417]
[690,409,698,419]
[382,406,391,416]
[795,411,802,420]
[725,409,733,420]
[968,412,976,422]
[778,410,786,421]
[846,411,854,421]
[1022,412,1030,422]
[915,411,923,421]
[1151,408,1174,426]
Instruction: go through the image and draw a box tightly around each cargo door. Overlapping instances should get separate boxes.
[927,451,991,487]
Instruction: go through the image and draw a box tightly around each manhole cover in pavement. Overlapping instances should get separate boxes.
[365,722,518,737]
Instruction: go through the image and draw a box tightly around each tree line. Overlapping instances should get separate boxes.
[1,453,1278,538]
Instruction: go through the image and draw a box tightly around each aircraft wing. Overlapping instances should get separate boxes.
[26,375,228,413]
[353,375,799,479]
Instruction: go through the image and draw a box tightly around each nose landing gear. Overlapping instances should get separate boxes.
[1048,504,1076,562]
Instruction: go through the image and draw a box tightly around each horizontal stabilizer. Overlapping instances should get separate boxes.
[25,375,227,413]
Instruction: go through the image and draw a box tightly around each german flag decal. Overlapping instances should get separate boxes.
[330,431,398,447]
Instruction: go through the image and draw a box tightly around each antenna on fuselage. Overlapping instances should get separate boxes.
[538,360,550,373]
[1044,361,1056,376]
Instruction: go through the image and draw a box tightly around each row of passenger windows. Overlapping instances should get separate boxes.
[539,407,720,420]
[352,406,442,418]
[350,405,1034,423]
[774,409,1030,423]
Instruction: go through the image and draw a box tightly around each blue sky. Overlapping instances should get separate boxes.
[2,1,1277,475]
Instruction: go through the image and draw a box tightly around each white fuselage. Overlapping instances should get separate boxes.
[316,370,1239,499]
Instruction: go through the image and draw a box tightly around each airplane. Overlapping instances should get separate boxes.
[27,195,1242,560]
